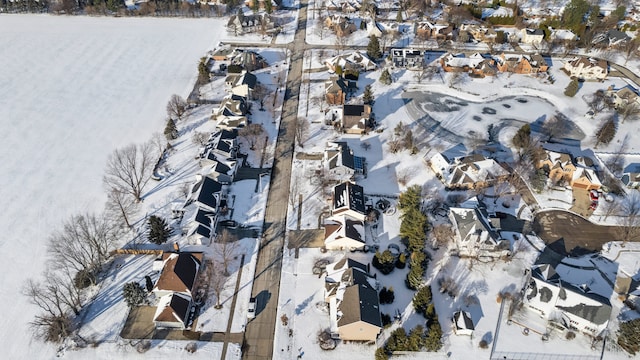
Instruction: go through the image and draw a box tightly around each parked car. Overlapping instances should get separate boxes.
[589,201,598,211]
[219,219,238,228]
[590,190,599,201]
[247,297,256,319]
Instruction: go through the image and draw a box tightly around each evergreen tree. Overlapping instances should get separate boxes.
[564,78,580,97]
[395,252,407,269]
[379,69,392,85]
[407,325,425,351]
[398,185,422,210]
[122,282,146,307]
[424,322,443,351]
[385,327,408,352]
[147,215,172,245]
[375,347,388,360]
[595,117,617,148]
[618,318,640,355]
[396,10,403,22]
[412,285,432,314]
[372,250,396,274]
[406,263,423,289]
[264,0,273,13]
[198,57,209,82]
[512,124,531,148]
[363,84,375,105]
[367,34,382,61]
[164,118,178,140]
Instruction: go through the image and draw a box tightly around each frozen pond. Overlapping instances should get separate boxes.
[402,91,585,143]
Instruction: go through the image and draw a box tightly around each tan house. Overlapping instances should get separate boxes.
[341,104,372,134]
[414,21,453,41]
[495,53,548,74]
[324,15,357,37]
[537,150,576,184]
[563,57,608,81]
[324,257,381,342]
[571,168,602,191]
[609,86,640,109]
[439,53,498,77]
[520,28,544,45]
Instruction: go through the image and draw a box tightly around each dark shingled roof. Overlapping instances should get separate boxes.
[239,72,257,88]
[155,252,203,294]
[333,181,366,214]
[344,218,364,242]
[194,176,223,210]
[557,303,612,325]
[154,293,191,324]
[338,283,382,328]
[343,104,366,116]
[194,209,215,227]
[453,311,474,331]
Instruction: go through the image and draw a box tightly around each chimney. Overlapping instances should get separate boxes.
[173,242,180,252]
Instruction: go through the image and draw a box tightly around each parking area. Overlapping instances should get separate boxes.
[533,210,617,253]
[569,189,598,217]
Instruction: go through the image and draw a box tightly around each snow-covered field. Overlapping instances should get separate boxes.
[0,15,224,358]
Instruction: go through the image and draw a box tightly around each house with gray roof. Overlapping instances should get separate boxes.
[523,263,612,337]
[448,197,511,259]
[621,163,640,189]
[332,181,366,222]
[323,256,382,342]
[324,141,366,181]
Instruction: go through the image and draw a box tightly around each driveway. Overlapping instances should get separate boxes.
[533,210,618,253]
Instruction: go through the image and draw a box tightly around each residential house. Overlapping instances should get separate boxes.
[324,51,377,73]
[324,141,366,180]
[227,49,268,71]
[520,28,544,45]
[549,28,577,44]
[243,0,277,10]
[523,263,612,337]
[609,85,640,109]
[391,48,424,69]
[203,129,238,161]
[593,30,630,49]
[152,252,203,298]
[494,53,549,74]
[325,76,357,105]
[185,174,225,213]
[537,150,576,184]
[185,208,217,245]
[429,152,508,190]
[414,21,453,41]
[213,95,248,118]
[324,15,357,37]
[153,292,192,329]
[571,167,602,191]
[341,104,373,134]
[215,115,248,131]
[211,45,234,61]
[448,198,511,259]
[621,163,640,189]
[324,214,366,250]
[563,57,608,81]
[452,311,475,336]
[226,12,275,36]
[225,71,257,99]
[332,181,367,222]
[324,257,382,342]
[198,157,236,184]
[458,24,496,43]
[439,53,498,77]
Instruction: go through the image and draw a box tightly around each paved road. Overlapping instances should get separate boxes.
[241,0,308,359]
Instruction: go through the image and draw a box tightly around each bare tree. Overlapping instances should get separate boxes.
[210,262,229,309]
[619,102,640,123]
[103,141,157,202]
[623,38,640,65]
[616,193,640,247]
[315,12,327,40]
[150,131,168,156]
[105,188,138,228]
[23,272,82,342]
[166,94,188,120]
[541,113,571,142]
[602,197,622,221]
[289,176,300,210]
[335,32,350,54]
[448,71,464,88]
[587,90,608,115]
[294,117,310,148]
[47,213,121,279]
[310,95,327,114]
[239,123,266,150]
[215,229,240,276]
[491,180,512,205]
[388,136,403,153]
[430,224,455,248]
[605,134,629,176]
[191,131,210,147]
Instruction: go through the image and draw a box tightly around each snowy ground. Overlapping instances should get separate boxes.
[0,15,228,359]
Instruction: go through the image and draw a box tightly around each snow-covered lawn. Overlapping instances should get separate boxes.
[0,15,224,358]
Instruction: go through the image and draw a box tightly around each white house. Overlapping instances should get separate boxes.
[449,198,511,259]
[324,214,365,251]
[452,311,475,336]
[367,21,383,38]
[225,71,258,99]
[429,151,508,190]
[324,141,366,181]
[332,181,367,222]
[324,50,377,73]
[153,292,192,329]
[523,264,612,337]
[520,28,544,45]
[563,57,608,81]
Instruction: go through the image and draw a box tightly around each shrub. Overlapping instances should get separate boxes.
[618,318,640,355]
[122,282,147,308]
[381,313,392,327]
[74,268,96,289]
[379,287,395,304]
[372,250,396,274]
[185,342,198,353]
[566,331,576,340]
[379,69,392,85]
[424,322,443,352]
[375,347,388,360]
[479,339,489,349]
[405,263,423,290]
[395,252,407,269]
[564,78,579,97]
[385,327,408,353]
